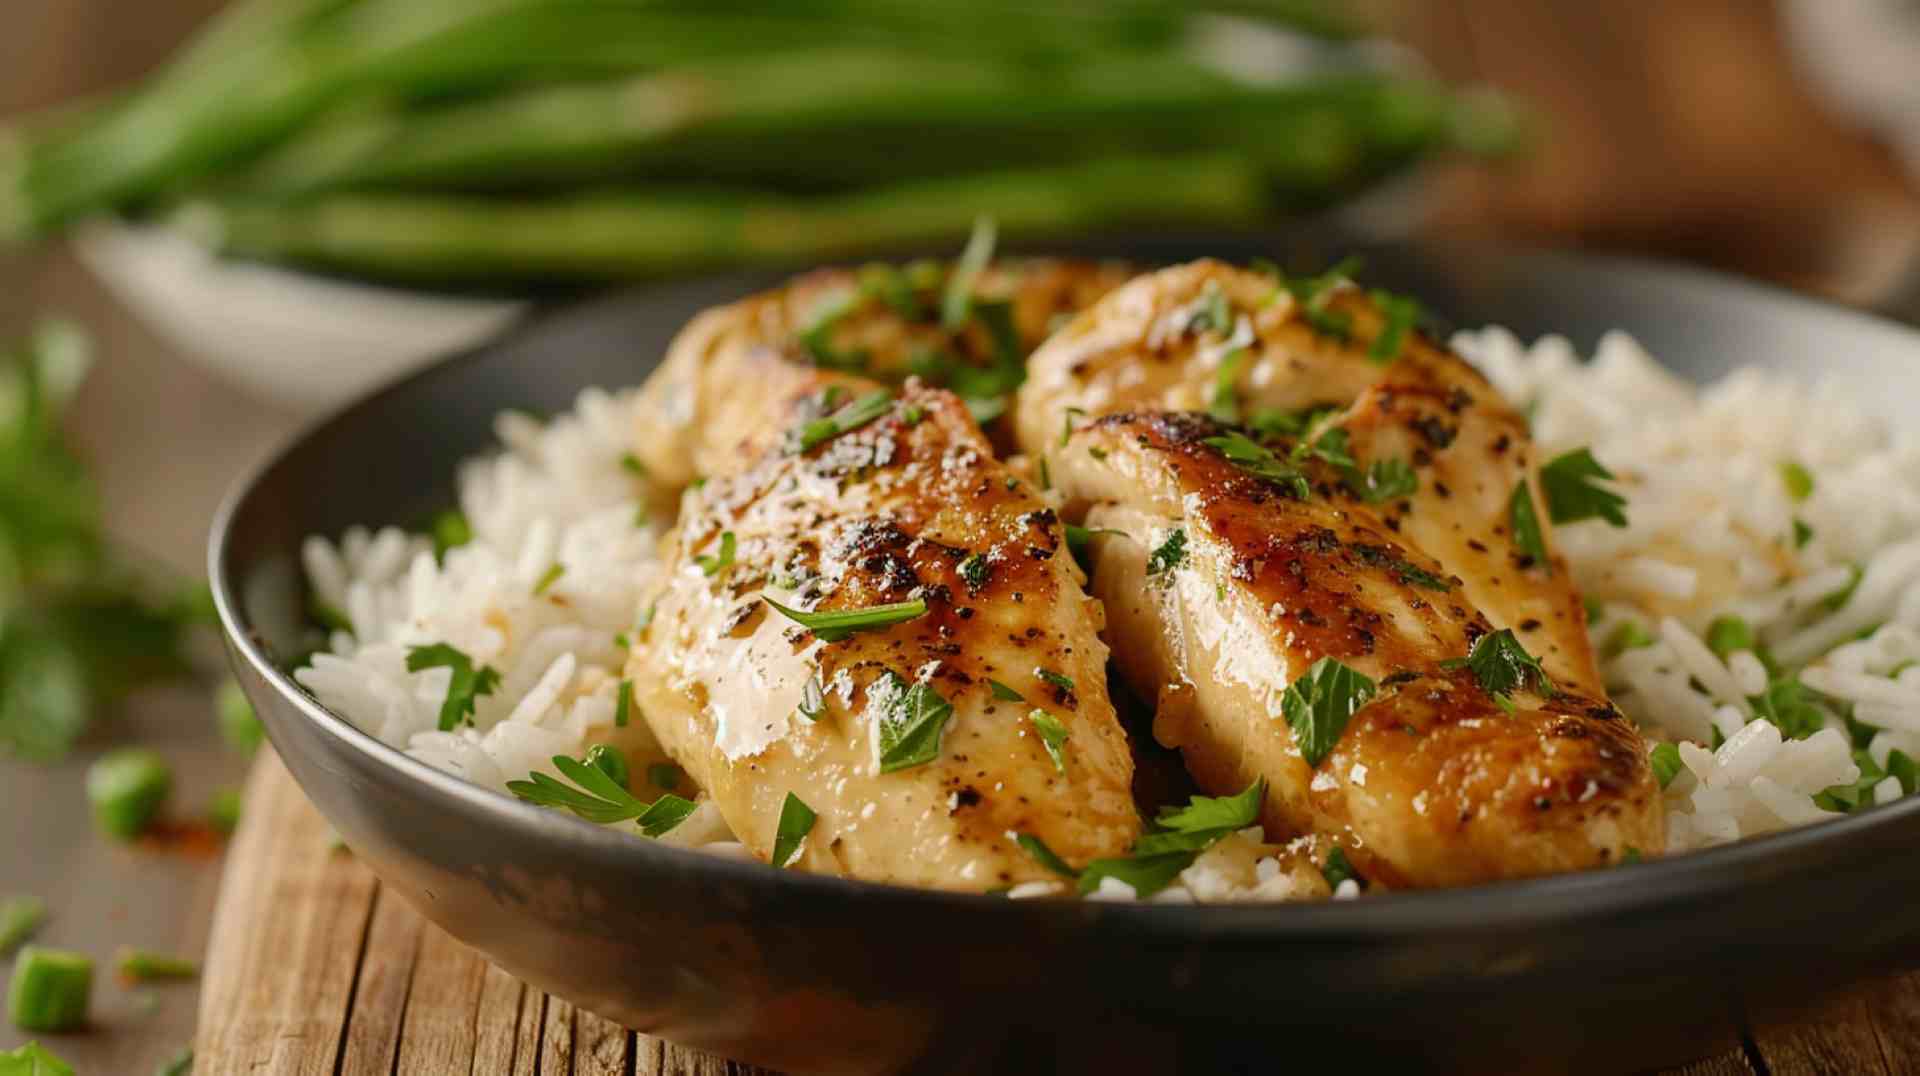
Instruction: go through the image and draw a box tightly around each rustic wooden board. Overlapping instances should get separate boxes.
[194,752,1912,1074]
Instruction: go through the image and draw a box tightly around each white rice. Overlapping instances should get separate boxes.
[295,325,1920,898]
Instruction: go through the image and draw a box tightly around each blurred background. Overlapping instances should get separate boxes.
[5,0,1920,1070]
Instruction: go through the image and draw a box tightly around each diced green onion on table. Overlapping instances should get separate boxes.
[0,1040,75,1076]
[0,896,46,956]
[6,946,92,1033]
[215,678,263,755]
[85,748,172,840]
[115,947,199,983]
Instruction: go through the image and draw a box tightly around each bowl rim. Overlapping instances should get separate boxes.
[208,241,1920,941]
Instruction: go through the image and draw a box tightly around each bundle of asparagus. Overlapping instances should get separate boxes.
[0,0,1517,285]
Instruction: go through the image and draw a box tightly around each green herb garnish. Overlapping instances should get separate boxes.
[584,744,629,789]
[1603,620,1654,658]
[1540,447,1628,527]
[1367,290,1421,364]
[797,290,871,373]
[771,792,817,868]
[1748,675,1828,740]
[1060,406,1085,448]
[1321,846,1365,891]
[619,452,647,477]
[1209,348,1246,425]
[1147,528,1188,577]
[1650,742,1684,789]
[1348,457,1418,503]
[1446,628,1555,707]
[1821,564,1863,613]
[1050,779,1265,898]
[208,786,242,835]
[1203,430,1309,499]
[784,390,894,455]
[1034,668,1075,697]
[6,946,91,1033]
[647,763,682,792]
[1704,616,1754,659]
[1028,710,1070,775]
[797,673,826,723]
[1508,480,1551,570]
[215,679,263,756]
[406,643,502,732]
[114,948,197,983]
[430,509,472,560]
[1779,460,1814,502]
[506,755,695,835]
[1,1041,74,1074]
[988,680,1025,702]
[1793,518,1814,549]
[958,553,990,592]
[872,671,954,773]
[941,217,997,329]
[763,595,927,642]
[695,531,735,578]
[1281,658,1376,767]
[0,896,46,957]
[614,679,633,728]
[532,562,564,595]
[86,748,171,841]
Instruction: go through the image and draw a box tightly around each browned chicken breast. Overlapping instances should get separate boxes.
[626,375,1139,890]
[632,256,1134,496]
[1054,413,1662,888]
[1017,257,1600,693]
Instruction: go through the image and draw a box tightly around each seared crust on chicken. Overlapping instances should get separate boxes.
[633,257,1134,494]
[626,375,1139,890]
[1018,257,1601,692]
[1055,412,1662,887]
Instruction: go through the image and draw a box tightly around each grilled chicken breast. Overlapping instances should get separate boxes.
[633,257,1133,495]
[626,375,1139,890]
[1054,413,1662,887]
[1017,258,1600,693]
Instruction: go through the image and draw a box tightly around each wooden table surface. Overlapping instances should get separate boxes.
[6,2,1920,1073]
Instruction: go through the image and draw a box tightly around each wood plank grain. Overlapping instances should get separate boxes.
[334,885,424,1075]
[574,1009,634,1076]
[542,996,579,1074]
[1666,1049,1759,1076]
[510,980,549,1075]
[392,923,494,1073]
[469,963,533,1075]
[1751,993,1893,1075]
[195,752,379,1076]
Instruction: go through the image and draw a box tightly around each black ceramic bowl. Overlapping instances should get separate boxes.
[211,235,1920,1075]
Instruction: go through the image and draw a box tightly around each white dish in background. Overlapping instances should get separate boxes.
[76,221,526,415]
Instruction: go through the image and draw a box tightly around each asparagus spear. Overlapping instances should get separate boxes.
[222,52,1470,203]
[181,153,1268,284]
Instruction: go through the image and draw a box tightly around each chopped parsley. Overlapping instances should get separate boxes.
[1208,348,1247,425]
[1146,528,1188,577]
[1649,742,1684,789]
[1814,749,1916,813]
[1704,616,1754,659]
[1822,564,1864,613]
[1748,675,1828,740]
[796,290,870,373]
[506,754,695,834]
[694,531,735,578]
[1321,846,1364,891]
[613,679,632,727]
[763,595,927,642]
[1281,658,1376,767]
[1621,847,1643,865]
[1034,668,1076,697]
[1348,457,1418,503]
[406,643,502,731]
[1445,628,1555,708]
[1540,447,1628,527]
[1059,407,1085,448]
[619,453,647,477]
[1367,289,1421,365]
[771,792,818,868]
[1248,404,1335,439]
[1028,710,1070,775]
[958,552,991,592]
[1017,779,1265,898]
[1352,545,1453,592]
[797,673,826,723]
[1779,460,1815,502]
[647,763,682,792]
[871,671,955,773]
[784,389,894,455]
[1793,518,1814,549]
[941,216,997,329]
[988,679,1025,702]
[1295,426,1356,470]
[1184,281,1235,336]
[1508,480,1551,570]
[430,509,472,560]
[0,895,46,956]
[532,563,564,595]
[1203,430,1309,499]
[1064,524,1124,565]
[900,403,925,426]
[1603,620,1654,658]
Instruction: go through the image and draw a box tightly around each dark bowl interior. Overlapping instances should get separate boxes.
[213,232,1920,1075]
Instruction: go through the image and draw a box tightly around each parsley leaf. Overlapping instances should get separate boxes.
[941,217,997,329]
[1281,658,1375,767]
[1146,528,1188,577]
[784,390,894,455]
[763,595,927,642]
[1027,710,1070,775]
[1445,629,1554,707]
[647,763,682,792]
[1203,431,1309,499]
[1014,833,1078,879]
[1248,404,1335,439]
[1295,426,1356,470]
[772,792,817,868]
[1508,480,1551,570]
[1348,457,1418,503]
[1748,675,1829,740]
[1649,742,1684,789]
[614,679,632,727]
[406,643,502,731]
[1209,348,1247,425]
[694,531,735,578]
[1793,518,1814,549]
[1034,667,1075,698]
[959,552,990,592]
[1014,780,1267,898]
[430,510,472,560]
[988,679,1025,702]
[1321,846,1365,890]
[1779,460,1814,502]
[871,671,954,773]
[1351,544,1453,592]
[532,563,564,595]
[507,755,695,834]
[1540,447,1628,527]
[796,290,870,373]
[1367,290,1421,365]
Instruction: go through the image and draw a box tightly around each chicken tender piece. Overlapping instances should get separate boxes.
[1052,412,1662,888]
[634,257,1133,494]
[1018,257,1601,693]
[627,376,1138,890]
